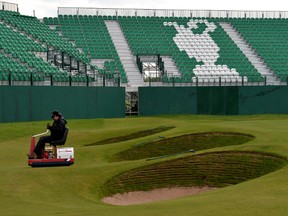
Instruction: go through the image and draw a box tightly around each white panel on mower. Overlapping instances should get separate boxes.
[57,147,74,159]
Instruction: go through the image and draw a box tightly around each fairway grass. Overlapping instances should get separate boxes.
[1,115,288,216]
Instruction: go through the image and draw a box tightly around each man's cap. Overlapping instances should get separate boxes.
[51,110,61,117]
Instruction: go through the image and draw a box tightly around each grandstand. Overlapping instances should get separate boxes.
[2,4,288,88]
[51,7,288,88]
[0,4,287,88]
[2,2,288,118]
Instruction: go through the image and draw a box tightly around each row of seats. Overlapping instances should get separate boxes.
[230,18,288,81]
[119,16,261,82]
[56,15,127,83]
[0,11,90,64]
[52,15,251,22]
[0,22,61,75]
[58,15,116,60]
[43,15,288,84]
[0,10,98,85]
[0,71,95,83]
[0,72,44,82]
[161,74,264,83]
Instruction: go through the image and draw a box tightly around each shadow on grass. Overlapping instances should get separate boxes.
[85,126,175,146]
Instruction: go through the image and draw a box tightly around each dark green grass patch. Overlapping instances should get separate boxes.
[85,126,175,146]
[102,151,287,197]
[113,132,254,161]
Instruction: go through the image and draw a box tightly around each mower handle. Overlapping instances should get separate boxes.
[32,129,49,138]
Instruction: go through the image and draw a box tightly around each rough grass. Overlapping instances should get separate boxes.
[112,132,254,161]
[102,151,287,197]
[85,125,175,146]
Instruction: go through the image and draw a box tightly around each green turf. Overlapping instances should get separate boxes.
[1,115,288,216]
[112,132,254,161]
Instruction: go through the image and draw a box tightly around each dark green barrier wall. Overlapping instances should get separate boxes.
[2,86,287,122]
[197,86,239,115]
[0,86,125,122]
[139,86,288,115]
[139,87,197,115]
[238,86,288,114]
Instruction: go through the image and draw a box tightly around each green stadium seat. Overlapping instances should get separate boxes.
[230,18,288,80]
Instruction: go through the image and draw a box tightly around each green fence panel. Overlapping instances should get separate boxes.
[0,86,125,122]
[139,86,288,116]
[2,85,288,122]
[225,87,239,115]
[196,87,211,114]
[139,87,197,116]
[197,86,238,115]
[239,86,288,114]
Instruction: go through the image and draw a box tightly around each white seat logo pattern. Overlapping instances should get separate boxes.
[164,19,244,82]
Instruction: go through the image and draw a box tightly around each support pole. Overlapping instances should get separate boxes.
[30,73,33,86]
[50,75,53,86]
[61,52,64,69]
[69,56,72,72]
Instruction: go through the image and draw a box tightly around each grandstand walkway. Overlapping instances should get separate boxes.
[219,22,280,85]
[105,20,145,91]
[161,56,181,76]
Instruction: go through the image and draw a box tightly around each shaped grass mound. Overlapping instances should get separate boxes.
[102,151,287,197]
[113,132,254,161]
[85,126,175,146]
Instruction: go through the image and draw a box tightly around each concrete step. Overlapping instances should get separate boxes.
[105,20,145,88]
[161,55,181,76]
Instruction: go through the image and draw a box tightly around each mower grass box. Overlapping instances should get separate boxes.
[57,147,74,159]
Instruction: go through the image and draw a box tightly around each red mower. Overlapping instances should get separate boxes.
[28,128,74,167]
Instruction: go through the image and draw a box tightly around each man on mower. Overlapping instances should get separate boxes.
[27,110,67,159]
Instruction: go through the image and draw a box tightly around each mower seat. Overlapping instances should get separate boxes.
[50,128,69,146]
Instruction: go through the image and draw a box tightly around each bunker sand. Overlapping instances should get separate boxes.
[103,186,216,206]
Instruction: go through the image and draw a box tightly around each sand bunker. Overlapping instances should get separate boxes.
[102,186,216,206]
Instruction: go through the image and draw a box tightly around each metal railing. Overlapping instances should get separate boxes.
[0,72,123,87]
[143,73,288,87]
[2,71,288,88]
[58,7,288,19]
